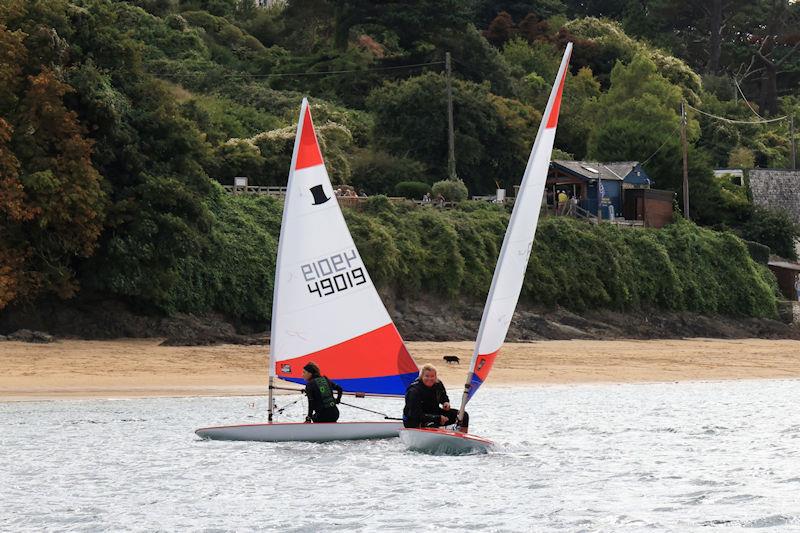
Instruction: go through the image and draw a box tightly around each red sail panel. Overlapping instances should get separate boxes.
[275,323,418,395]
[295,106,323,170]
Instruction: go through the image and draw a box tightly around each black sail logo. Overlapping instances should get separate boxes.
[310,184,330,205]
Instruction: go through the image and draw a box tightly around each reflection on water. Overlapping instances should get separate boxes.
[2,380,800,531]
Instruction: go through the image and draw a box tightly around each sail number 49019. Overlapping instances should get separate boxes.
[301,249,367,298]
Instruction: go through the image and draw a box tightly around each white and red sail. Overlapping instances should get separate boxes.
[459,43,573,408]
[270,99,418,395]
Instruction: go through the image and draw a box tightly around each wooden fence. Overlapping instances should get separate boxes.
[220,186,642,226]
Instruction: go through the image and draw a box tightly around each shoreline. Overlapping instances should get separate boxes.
[2,338,800,401]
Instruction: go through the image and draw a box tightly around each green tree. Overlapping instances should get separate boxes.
[13,70,107,297]
[741,206,800,260]
[556,66,601,159]
[561,17,702,101]
[728,146,755,168]
[281,0,471,52]
[367,72,539,194]
[349,149,427,195]
[586,54,685,186]
[208,139,266,183]
[0,14,108,308]
[431,179,469,201]
[474,0,567,28]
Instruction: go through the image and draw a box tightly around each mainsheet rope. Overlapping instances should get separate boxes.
[270,385,402,420]
[274,396,303,414]
[338,400,402,421]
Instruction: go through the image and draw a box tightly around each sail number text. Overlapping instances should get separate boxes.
[302,249,367,298]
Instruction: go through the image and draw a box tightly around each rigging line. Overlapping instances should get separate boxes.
[640,123,682,166]
[269,385,304,392]
[733,76,765,120]
[275,397,303,414]
[338,400,402,420]
[685,103,788,124]
[147,61,445,79]
[269,383,402,399]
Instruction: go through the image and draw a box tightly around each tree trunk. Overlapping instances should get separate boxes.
[707,0,723,73]
[759,59,779,116]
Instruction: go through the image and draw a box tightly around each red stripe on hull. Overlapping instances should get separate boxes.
[276,323,417,380]
[473,350,499,384]
[295,106,323,170]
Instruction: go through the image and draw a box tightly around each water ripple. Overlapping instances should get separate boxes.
[2,379,800,531]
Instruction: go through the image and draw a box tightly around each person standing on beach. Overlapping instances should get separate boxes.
[302,362,343,423]
[403,364,469,433]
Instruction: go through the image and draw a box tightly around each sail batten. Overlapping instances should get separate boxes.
[269,99,418,396]
[458,44,573,410]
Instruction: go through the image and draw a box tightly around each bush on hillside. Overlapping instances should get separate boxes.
[394,181,431,200]
[431,179,469,202]
[349,150,427,195]
[744,240,771,265]
[740,206,800,260]
[169,185,281,321]
[166,196,778,321]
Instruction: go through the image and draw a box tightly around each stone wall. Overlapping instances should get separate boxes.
[748,169,800,224]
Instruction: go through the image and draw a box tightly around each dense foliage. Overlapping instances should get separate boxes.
[1,0,797,320]
[168,197,778,321]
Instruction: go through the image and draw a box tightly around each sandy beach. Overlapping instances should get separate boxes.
[1,338,799,401]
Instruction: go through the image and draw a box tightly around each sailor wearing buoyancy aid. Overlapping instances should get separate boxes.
[302,362,343,423]
[403,364,469,433]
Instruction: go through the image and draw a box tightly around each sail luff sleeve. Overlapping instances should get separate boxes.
[457,43,573,413]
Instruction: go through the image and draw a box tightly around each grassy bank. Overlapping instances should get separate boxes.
[169,191,778,322]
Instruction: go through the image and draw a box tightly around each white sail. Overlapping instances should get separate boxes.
[269,99,417,396]
[459,43,573,408]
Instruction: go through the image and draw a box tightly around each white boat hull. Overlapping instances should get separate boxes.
[195,421,403,442]
[399,428,494,455]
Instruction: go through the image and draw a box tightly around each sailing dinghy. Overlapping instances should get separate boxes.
[400,42,573,455]
[196,99,418,442]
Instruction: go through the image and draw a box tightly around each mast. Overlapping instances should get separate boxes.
[268,98,310,422]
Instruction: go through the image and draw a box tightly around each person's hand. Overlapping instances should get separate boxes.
[440,415,449,425]
[442,402,450,411]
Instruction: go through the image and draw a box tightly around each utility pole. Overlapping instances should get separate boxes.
[446,51,457,180]
[791,115,797,171]
[680,100,690,220]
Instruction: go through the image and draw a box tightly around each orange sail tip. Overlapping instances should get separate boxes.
[295,105,324,170]
[545,48,572,129]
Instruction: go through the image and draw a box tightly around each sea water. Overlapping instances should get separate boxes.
[2,380,800,532]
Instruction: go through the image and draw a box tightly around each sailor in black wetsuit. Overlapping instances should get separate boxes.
[403,364,469,432]
[302,362,343,423]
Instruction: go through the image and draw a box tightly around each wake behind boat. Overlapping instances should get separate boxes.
[399,428,494,455]
[196,99,418,443]
[399,42,573,455]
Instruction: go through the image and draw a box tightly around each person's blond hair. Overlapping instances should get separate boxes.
[419,363,438,378]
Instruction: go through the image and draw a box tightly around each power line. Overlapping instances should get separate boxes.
[640,123,682,166]
[638,100,788,168]
[685,102,787,124]
[147,60,444,80]
[732,76,765,121]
